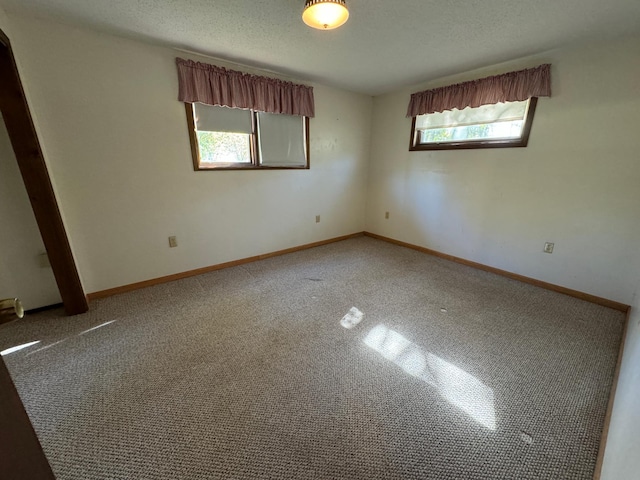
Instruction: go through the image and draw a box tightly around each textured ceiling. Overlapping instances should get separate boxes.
[1,0,640,95]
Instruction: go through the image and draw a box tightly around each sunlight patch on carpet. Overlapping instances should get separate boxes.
[341,307,364,329]
[1,340,41,356]
[364,324,496,430]
[78,320,117,336]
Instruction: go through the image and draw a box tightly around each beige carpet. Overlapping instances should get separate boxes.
[0,237,625,479]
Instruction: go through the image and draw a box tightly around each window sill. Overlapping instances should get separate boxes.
[195,164,310,171]
[409,138,529,151]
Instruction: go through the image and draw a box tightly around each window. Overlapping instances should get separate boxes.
[409,98,538,151]
[185,103,309,170]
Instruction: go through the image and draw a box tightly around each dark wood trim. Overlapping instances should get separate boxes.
[193,165,310,171]
[88,232,363,300]
[250,110,259,166]
[184,102,201,171]
[0,28,88,315]
[363,232,630,312]
[304,115,310,165]
[0,355,56,480]
[593,306,631,480]
[409,97,538,151]
[185,102,310,171]
[519,96,538,146]
[408,115,418,151]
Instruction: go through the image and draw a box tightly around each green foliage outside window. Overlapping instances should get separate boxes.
[197,131,250,164]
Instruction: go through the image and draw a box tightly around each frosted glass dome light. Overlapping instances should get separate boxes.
[302,0,349,30]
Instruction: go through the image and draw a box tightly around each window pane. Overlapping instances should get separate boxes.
[415,101,528,130]
[414,99,532,146]
[420,120,525,143]
[197,131,251,164]
[194,103,251,134]
[257,112,307,166]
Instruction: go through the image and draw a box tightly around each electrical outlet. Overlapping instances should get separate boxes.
[543,242,554,254]
[385,211,390,219]
[315,215,321,223]
[168,236,178,248]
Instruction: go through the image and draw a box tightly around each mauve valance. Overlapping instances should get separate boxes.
[406,64,551,118]
[176,58,315,118]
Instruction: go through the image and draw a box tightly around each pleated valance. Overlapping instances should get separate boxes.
[406,64,551,118]
[176,58,315,118]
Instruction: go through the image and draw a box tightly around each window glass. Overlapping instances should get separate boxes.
[194,103,251,134]
[410,99,537,150]
[186,103,309,170]
[257,112,307,166]
[196,131,251,164]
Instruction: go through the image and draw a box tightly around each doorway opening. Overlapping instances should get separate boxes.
[0,27,87,315]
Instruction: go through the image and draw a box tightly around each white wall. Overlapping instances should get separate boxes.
[0,116,61,309]
[365,35,640,304]
[0,9,61,310]
[601,278,640,479]
[6,15,372,294]
[0,4,9,34]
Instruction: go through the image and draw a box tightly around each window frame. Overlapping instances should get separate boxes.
[408,97,538,151]
[185,103,310,171]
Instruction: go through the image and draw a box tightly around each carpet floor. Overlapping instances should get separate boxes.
[0,236,625,479]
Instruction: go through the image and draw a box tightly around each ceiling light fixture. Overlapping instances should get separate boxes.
[302,0,349,30]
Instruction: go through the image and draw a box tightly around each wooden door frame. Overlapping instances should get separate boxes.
[0,27,87,315]
[0,355,56,479]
